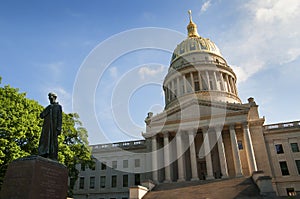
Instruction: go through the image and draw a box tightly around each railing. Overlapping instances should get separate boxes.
[91,140,145,150]
[170,59,232,72]
[264,121,300,130]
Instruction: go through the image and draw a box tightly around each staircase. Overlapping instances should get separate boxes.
[143,177,279,199]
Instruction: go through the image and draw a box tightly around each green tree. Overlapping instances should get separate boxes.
[0,78,92,196]
[58,112,93,196]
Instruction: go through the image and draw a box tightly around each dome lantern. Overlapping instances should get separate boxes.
[187,10,199,38]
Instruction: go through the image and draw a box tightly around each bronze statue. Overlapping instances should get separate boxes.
[38,92,62,160]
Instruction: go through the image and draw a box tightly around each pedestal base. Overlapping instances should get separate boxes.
[0,155,68,199]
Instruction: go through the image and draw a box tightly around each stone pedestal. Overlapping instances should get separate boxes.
[252,171,276,197]
[0,155,68,199]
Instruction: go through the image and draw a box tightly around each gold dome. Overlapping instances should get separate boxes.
[171,10,222,64]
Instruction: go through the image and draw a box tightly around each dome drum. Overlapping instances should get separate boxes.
[163,69,240,108]
[165,64,237,83]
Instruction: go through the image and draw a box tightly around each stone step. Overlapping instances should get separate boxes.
[143,177,279,199]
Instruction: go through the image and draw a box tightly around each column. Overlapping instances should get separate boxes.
[164,85,168,102]
[167,83,171,102]
[152,135,158,182]
[219,72,226,91]
[233,78,238,95]
[206,71,211,90]
[213,71,218,90]
[176,77,180,96]
[176,132,185,182]
[198,72,203,90]
[202,128,215,180]
[243,123,258,174]
[163,133,171,182]
[225,74,231,93]
[188,130,199,181]
[229,77,236,95]
[229,125,243,176]
[171,79,175,98]
[215,128,229,178]
[190,72,194,91]
[183,75,187,94]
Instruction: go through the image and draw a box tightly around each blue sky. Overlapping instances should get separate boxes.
[0,0,299,145]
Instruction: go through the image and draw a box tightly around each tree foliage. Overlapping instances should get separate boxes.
[0,79,92,196]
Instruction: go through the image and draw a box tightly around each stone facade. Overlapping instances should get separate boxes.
[73,140,151,199]
[264,121,300,196]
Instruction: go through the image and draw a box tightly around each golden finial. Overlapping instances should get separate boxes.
[187,10,199,37]
[188,10,192,21]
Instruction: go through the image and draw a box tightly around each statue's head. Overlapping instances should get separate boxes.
[48,92,57,104]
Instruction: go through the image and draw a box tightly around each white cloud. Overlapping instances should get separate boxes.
[221,0,300,83]
[282,48,300,64]
[201,0,211,13]
[45,87,72,113]
[138,65,165,80]
[39,61,64,80]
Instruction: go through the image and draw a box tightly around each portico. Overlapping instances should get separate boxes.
[146,117,258,183]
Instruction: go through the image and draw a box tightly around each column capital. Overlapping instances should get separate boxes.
[151,134,157,140]
[175,131,182,137]
[214,124,224,132]
[201,126,209,133]
[186,128,197,135]
[162,131,169,137]
[229,124,236,131]
[242,122,249,128]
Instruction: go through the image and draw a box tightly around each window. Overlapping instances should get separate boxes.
[90,177,95,189]
[275,144,284,154]
[190,43,196,50]
[173,79,177,98]
[180,47,185,54]
[185,74,192,93]
[101,162,106,170]
[123,175,128,187]
[295,160,300,175]
[100,176,106,188]
[70,177,76,188]
[237,141,243,150]
[193,72,200,91]
[134,174,140,185]
[279,161,290,176]
[286,188,296,196]
[79,177,84,189]
[135,159,140,167]
[112,160,117,169]
[291,143,299,152]
[111,175,117,188]
[123,160,128,168]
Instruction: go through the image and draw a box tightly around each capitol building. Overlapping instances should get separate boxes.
[73,12,300,199]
